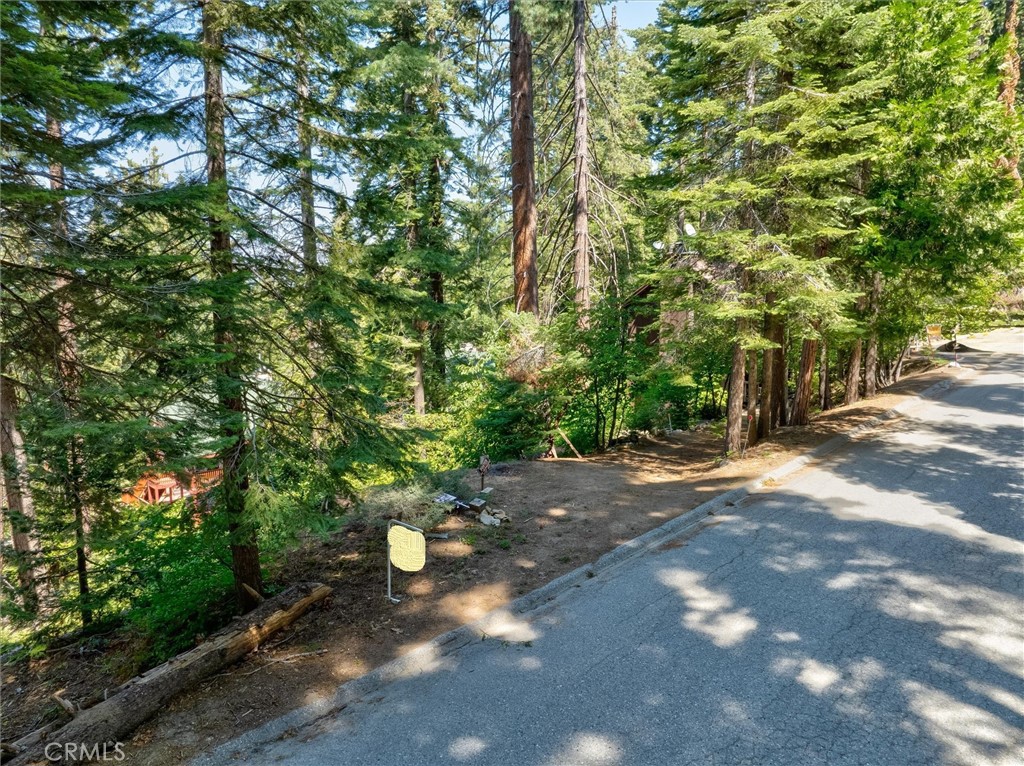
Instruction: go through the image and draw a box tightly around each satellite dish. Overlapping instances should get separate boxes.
[684,222,697,236]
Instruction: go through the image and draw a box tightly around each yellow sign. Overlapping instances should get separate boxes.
[388,525,426,572]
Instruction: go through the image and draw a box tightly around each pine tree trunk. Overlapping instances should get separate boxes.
[757,343,773,440]
[203,0,262,613]
[757,307,778,440]
[819,339,831,412]
[745,349,759,450]
[863,336,878,397]
[412,345,426,416]
[864,273,882,398]
[398,68,428,414]
[571,0,591,315]
[791,338,817,426]
[893,343,908,383]
[724,337,746,458]
[429,269,445,380]
[427,154,446,383]
[45,93,91,626]
[296,56,317,276]
[510,0,538,315]
[0,375,41,612]
[771,318,786,428]
[844,339,862,406]
[999,0,1020,181]
[68,438,91,625]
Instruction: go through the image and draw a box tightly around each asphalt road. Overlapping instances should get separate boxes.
[206,331,1024,766]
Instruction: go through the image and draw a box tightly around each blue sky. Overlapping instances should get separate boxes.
[610,0,662,30]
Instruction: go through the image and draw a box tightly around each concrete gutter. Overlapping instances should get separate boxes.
[192,368,965,765]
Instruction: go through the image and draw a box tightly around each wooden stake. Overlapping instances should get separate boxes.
[557,427,584,459]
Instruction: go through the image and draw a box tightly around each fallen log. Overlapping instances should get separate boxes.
[8,582,331,766]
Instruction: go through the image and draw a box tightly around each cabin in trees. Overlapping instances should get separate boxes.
[121,465,222,506]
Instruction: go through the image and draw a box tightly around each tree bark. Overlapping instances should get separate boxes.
[0,376,41,612]
[863,272,882,398]
[571,0,591,315]
[510,0,538,315]
[745,349,758,450]
[771,318,786,428]
[412,345,426,416]
[203,0,263,613]
[429,268,445,380]
[999,0,1020,181]
[844,339,862,406]
[893,342,908,383]
[819,339,831,412]
[791,338,818,426]
[427,154,446,384]
[724,338,746,458]
[43,67,91,626]
[8,584,332,766]
[757,307,780,440]
[296,56,317,276]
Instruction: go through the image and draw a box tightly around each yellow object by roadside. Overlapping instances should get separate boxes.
[388,525,426,572]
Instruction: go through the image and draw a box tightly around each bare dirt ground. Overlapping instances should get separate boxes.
[0,358,960,765]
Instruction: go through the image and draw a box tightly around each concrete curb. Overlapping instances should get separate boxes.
[192,369,965,765]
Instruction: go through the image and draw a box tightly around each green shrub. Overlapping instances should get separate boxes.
[629,369,699,432]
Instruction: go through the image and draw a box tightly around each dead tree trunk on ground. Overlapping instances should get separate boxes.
[7,584,332,766]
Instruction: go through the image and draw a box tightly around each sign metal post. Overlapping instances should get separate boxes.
[387,520,425,604]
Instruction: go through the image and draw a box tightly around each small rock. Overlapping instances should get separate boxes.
[479,510,501,527]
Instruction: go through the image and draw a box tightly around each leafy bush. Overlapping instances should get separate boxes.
[629,369,700,432]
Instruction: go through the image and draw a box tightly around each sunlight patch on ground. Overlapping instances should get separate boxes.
[448,735,488,760]
[544,732,623,766]
[773,631,800,643]
[772,656,842,695]
[827,569,1024,677]
[902,679,1023,766]
[330,658,370,677]
[963,679,1024,719]
[821,485,1020,555]
[477,608,540,643]
[657,568,758,647]
[763,549,823,573]
[438,582,513,625]
[387,642,459,678]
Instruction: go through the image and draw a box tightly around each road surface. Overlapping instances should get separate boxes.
[203,330,1024,766]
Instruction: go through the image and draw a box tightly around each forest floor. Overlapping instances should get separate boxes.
[1,357,960,765]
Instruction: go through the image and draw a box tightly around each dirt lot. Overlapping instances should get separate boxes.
[0,359,961,764]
